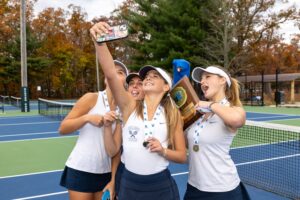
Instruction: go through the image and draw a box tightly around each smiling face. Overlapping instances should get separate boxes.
[128,76,144,100]
[143,70,170,94]
[200,72,227,101]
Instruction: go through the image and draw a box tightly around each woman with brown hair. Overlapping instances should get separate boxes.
[90,21,186,200]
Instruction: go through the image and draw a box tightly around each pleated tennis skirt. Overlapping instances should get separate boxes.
[118,167,180,200]
[183,182,251,200]
[115,161,125,197]
[60,166,111,193]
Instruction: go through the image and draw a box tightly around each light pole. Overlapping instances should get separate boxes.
[20,0,30,112]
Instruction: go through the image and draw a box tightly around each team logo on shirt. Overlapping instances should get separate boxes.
[128,126,139,142]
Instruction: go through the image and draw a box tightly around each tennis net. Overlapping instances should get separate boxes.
[38,98,75,120]
[231,120,300,199]
[0,95,8,113]
[10,96,21,108]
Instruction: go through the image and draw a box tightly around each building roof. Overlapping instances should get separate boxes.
[236,73,300,83]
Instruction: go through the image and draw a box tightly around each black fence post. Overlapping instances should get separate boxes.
[275,68,280,107]
[261,70,264,106]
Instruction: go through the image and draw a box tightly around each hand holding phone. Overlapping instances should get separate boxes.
[96,24,128,43]
[102,190,110,200]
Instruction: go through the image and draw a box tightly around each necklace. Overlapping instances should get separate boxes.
[192,97,229,152]
[142,101,163,147]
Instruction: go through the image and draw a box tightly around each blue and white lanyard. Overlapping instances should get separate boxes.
[193,98,229,147]
[143,101,163,140]
[103,90,121,117]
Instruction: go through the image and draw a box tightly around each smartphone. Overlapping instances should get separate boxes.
[102,190,110,200]
[96,24,128,43]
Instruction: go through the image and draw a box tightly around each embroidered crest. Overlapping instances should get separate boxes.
[128,126,140,142]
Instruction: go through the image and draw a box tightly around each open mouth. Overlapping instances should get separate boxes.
[201,85,209,94]
[144,81,154,86]
[131,90,140,97]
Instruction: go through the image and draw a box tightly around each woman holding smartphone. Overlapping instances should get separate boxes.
[90,22,186,200]
[184,66,250,200]
[102,73,145,200]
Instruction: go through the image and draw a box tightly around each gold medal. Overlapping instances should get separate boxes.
[193,144,199,152]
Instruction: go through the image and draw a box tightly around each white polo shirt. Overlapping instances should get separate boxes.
[186,109,240,192]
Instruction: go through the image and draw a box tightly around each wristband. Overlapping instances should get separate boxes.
[162,148,167,157]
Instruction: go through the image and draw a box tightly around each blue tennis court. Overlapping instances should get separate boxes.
[0,110,299,199]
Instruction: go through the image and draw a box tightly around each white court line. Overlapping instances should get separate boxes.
[236,153,300,166]
[0,115,41,119]
[13,191,67,200]
[0,121,60,126]
[0,131,58,138]
[247,111,299,117]
[4,153,300,199]
[266,118,300,122]
[0,135,77,143]
[247,115,300,120]
[231,139,299,150]
[8,171,189,200]
[0,169,63,179]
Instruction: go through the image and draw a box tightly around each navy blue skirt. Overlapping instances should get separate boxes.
[118,168,180,200]
[115,161,125,197]
[60,166,111,193]
[184,182,251,200]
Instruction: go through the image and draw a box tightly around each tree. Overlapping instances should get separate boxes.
[121,0,214,72]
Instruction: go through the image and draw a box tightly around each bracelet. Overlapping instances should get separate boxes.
[208,102,216,109]
[162,148,167,157]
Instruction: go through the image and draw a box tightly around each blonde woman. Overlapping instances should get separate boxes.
[184,66,250,200]
[90,22,186,200]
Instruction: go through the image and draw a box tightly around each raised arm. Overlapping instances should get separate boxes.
[195,100,246,131]
[90,22,135,118]
[210,103,246,130]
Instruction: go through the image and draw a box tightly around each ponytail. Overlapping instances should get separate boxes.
[226,77,242,107]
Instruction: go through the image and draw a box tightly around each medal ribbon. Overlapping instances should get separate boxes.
[143,101,163,141]
[103,90,121,120]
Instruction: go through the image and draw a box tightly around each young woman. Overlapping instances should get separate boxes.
[102,73,145,199]
[184,66,250,200]
[58,60,128,200]
[90,21,186,200]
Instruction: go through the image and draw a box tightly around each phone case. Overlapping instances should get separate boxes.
[102,190,110,200]
[96,24,128,43]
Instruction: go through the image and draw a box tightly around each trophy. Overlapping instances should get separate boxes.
[171,76,202,130]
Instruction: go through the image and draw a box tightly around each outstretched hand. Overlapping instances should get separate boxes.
[90,22,111,42]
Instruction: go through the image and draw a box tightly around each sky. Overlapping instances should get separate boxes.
[34,0,126,19]
[34,0,299,43]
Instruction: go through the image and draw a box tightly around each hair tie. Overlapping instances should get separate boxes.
[167,93,176,108]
